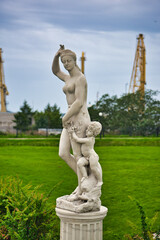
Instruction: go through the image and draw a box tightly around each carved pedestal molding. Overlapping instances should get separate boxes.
[56,206,108,240]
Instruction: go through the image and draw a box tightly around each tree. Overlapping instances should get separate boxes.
[114,91,145,135]
[88,94,117,134]
[141,90,160,136]
[34,111,48,129]
[13,101,34,135]
[88,89,160,136]
[44,104,62,129]
[34,103,62,130]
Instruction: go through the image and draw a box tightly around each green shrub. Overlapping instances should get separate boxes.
[0,131,6,136]
[0,177,59,240]
[125,198,160,240]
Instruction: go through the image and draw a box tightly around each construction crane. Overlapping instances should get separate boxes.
[80,52,86,74]
[128,34,146,96]
[0,48,9,112]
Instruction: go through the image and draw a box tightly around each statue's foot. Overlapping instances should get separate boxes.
[71,186,78,195]
[71,186,82,195]
[67,193,79,202]
[66,186,82,202]
[78,192,89,201]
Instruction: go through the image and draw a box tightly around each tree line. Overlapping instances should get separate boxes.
[88,89,160,136]
[14,101,62,135]
[13,89,160,136]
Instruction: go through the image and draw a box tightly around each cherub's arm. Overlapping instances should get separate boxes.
[72,132,89,144]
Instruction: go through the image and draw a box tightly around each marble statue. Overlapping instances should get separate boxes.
[52,45,103,213]
[70,121,103,187]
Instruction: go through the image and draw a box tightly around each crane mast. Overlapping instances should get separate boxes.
[129,34,146,96]
[0,48,9,112]
[80,52,86,74]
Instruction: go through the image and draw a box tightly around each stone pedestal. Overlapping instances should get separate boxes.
[56,206,108,240]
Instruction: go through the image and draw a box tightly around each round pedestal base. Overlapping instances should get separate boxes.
[56,206,108,240]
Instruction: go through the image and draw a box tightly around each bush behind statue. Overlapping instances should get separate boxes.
[125,197,160,240]
[0,176,59,240]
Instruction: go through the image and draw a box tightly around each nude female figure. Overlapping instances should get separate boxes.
[52,45,90,196]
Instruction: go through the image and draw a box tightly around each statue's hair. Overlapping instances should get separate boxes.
[87,121,102,137]
[60,49,77,61]
[60,49,81,71]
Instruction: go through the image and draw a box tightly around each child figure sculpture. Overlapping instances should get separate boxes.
[71,121,103,187]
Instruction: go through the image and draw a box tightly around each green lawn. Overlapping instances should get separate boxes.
[0,145,160,239]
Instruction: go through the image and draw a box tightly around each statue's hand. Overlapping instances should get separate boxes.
[62,116,71,129]
[67,125,74,134]
[60,44,64,49]
[55,44,65,57]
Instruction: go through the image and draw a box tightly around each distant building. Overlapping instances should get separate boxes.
[38,128,62,135]
[0,112,16,133]
[0,113,63,135]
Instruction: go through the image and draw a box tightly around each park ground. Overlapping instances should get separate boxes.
[0,137,160,239]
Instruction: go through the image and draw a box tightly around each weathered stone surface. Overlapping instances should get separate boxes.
[52,45,106,213]
[56,206,108,240]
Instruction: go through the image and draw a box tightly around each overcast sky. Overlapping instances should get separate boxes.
[0,0,160,113]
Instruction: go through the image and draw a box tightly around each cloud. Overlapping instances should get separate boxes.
[1,0,160,32]
[1,18,159,113]
[0,0,160,112]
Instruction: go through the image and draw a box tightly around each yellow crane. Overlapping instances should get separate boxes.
[81,51,86,74]
[129,34,146,96]
[0,48,9,112]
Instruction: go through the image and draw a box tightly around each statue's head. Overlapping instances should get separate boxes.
[87,121,102,137]
[60,49,77,62]
[60,49,81,71]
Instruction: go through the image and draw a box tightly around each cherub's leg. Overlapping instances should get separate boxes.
[59,128,77,174]
[89,156,102,183]
[77,157,89,181]
[66,139,83,201]
[70,139,84,195]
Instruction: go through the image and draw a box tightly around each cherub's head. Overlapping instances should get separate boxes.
[86,121,102,137]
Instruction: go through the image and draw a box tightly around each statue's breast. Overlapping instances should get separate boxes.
[63,83,75,94]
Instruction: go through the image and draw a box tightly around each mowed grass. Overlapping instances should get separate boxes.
[100,146,160,239]
[0,145,160,239]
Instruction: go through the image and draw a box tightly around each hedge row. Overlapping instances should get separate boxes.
[0,138,160,146]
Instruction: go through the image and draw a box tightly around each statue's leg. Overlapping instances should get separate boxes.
[69,139,83,196]
[89,156,102,183]
[59,128,77,174]
[77,157,89,180]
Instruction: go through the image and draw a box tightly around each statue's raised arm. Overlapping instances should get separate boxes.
[52,45,68,82]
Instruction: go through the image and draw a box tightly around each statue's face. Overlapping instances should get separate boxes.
[86,127,93,137]
[61,55,75,71]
